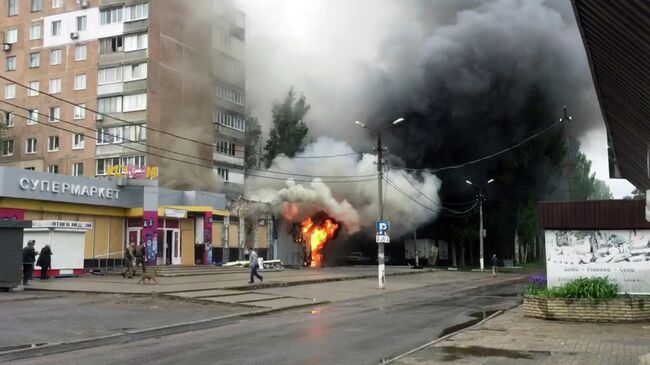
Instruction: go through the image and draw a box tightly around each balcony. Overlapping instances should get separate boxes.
[98,82,123,96]
[213,152,244,167]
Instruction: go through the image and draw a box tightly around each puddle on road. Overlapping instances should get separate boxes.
[0,343,47,353]
[439,310,497,337]
[438,346,553,362]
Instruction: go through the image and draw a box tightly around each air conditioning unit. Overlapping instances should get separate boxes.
[95,114,103,121]
[70,32,79,40]
[80,0,89,8]
[1,43,11,52]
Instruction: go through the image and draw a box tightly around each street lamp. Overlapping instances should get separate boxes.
[466,178,495,271]
[355,117,406,289]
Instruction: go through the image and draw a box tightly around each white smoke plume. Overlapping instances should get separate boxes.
[245,137,441,236]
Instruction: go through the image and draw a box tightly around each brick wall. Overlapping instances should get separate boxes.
[524,296,650,322]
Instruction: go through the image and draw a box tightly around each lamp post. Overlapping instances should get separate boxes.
[465,178,494,271]
[355,117,405,289]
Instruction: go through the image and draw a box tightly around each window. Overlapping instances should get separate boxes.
[5,56,16,72]
[74,74,86,90]
[31,0,41,12]
[215,84,244,105]
[2,140,14,156]
[27,109,38,124]
[6,29,18,44]
[49,106,60,122]
[124,33,148,52]
[124,3,148,21]
[124,124,146,141]
[214,110,245,131]
[29,52,40,68]
[98,66,123,84]
[100,36,123,54]
[121,155,145,168]
[50,49,62,65]
[24,167,35,171]
[73,133,84,149]
[96,157,120,175]
[216,167,230,182]
[100,7,123,25]
[26,138,37,154]
[29,23,41,40]
[76,16,87,31]
[47,165,58,174]
[75,45,87,61]
[4,84,16,99]
[51,20,62,36]
[97,96,122,113]
[51,0,62,8]
[28,81,39,96]
[8,0,18,16]
[123,62,147,81]
[4,112,15,127]
[74,103,85,119]
[97,127,123,144]
[47,136,59,152]
[49,78,61,94]
[216,140,236,156]
[123,93,146,112]
[72,162,84,176]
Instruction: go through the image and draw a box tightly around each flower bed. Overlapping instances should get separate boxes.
[522,275,650,322]
[524,295,650,322]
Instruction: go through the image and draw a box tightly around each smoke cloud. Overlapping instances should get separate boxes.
[246,137,441,236]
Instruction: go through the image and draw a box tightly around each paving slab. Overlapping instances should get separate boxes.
[392,305,650,365]
[166,289,244,298]
[204,293,280,303]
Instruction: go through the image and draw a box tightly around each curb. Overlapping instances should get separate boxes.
[381,309,505,364]
[0,299,328,362]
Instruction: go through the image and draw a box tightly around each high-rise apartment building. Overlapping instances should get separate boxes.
[0,0,246,194]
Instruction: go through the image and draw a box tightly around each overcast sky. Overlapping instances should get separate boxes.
[240,0,636,198]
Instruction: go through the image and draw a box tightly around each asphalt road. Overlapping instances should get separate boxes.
[3,275,525,365]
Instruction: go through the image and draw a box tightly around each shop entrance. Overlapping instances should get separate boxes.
[159,228,180,265]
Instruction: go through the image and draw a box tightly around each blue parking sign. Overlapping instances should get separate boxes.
[376,220,390,235]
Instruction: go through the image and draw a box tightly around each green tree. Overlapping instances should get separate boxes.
[591,179,614,200]
[263,88,310,167]
[572,147,613,200]
[244,114,262,169]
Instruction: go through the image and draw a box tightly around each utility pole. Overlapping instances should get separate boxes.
[562,106,573,200]
[355,117,405,290]
[466,179,494,271]
[376,132,385,289]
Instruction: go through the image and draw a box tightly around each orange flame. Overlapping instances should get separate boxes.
[301,217,339,267]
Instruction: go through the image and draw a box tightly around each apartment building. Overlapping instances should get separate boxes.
[1,0,246,195]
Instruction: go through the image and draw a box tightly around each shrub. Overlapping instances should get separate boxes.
[526,276,619,301]
[525,274,546,296]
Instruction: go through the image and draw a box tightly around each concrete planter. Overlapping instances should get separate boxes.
[524,295,650,322]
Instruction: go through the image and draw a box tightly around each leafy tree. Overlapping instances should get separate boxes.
[263,88,310,167]
[591,179,614,200]
[244,114,262,169]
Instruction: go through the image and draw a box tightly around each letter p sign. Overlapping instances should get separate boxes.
[376,220,390,236]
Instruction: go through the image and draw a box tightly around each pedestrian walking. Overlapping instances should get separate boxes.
[490,254,499,278]
[37,245,53,280]
[134,242,146,274]
[248,247,263,284]
[22,240,36,285]
[122,242,136,278]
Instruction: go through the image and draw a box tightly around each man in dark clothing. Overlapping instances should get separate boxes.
[490,254,499,278]
[37,245,53,280]
[134,243,146,273]
[22,240,36,285]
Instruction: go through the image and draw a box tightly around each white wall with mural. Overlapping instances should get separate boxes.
[545,230,650,294]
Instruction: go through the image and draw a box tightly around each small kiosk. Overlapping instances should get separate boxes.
[0,220,32,290]
[23,220,92,277]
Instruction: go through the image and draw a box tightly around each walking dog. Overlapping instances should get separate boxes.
[137,270,158,284]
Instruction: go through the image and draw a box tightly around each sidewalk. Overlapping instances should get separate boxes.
[392,305,650,365]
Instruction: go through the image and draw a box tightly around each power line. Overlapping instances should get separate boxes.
[0,74,215,147]
[244,172,380,184]
[0,99,213,164]
[289,152,361,159]
[403,118,565,173]
[384,175,478,215]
